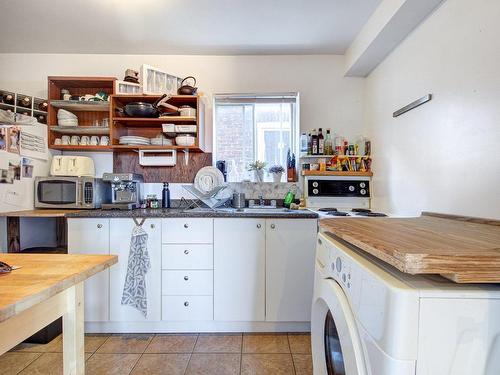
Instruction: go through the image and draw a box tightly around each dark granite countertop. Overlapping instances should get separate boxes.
[65,207,318,219]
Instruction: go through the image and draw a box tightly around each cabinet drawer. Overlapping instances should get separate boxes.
[162,270,213,296]
[162,296,213,321]
[162,244,213,270]
[162,218,213,244]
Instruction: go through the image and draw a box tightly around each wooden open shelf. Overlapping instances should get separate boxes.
[112,116,196,125]
[301,170,373,177]
[50,100,110,112]
[112,145,203,152]
[50,126,110,135]
[50,145,112,152]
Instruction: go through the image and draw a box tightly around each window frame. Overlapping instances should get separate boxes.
[212,93,300,181]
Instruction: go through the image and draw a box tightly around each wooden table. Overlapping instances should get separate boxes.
[320,212,500,283]
[0,253,117,374]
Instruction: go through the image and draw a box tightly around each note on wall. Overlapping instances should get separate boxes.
[19,124,48,160]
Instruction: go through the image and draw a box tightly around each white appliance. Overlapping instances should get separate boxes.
[312,231,500,375]
[305,176,371,209]
[50,156,95,177]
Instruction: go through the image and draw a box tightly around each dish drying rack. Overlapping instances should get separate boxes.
[182,185,231,210]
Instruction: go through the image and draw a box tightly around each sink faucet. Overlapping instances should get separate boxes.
[259,195,264,206]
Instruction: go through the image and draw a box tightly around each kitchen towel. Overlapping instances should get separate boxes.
[121,218,150,317]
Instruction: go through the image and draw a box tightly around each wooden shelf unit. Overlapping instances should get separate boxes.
[301,170,373,177]
[47,76,117,150]
[110,94,205,152]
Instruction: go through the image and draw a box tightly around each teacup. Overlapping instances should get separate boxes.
[100,136,109,146]
[61,135,70,145]
[90,136,99,146]
[54,138,62,145]
[80,136,90,146]
[70,136,80,145]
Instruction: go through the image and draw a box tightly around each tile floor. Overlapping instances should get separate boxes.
[1,332,312,375]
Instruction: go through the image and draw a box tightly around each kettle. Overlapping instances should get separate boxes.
[177,76,198,95]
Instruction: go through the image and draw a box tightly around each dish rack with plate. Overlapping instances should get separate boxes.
[181,185,231,210]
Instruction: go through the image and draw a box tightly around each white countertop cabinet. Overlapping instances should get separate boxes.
[67,218,110,322]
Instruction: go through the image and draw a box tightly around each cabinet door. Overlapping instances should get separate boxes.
[67,218,110,322]
[266,219,318,322]
[109,218,162,321]
[214,218,265,321]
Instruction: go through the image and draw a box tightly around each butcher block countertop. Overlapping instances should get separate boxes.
[320,212,500,283]
[0,209,80,217]
[0,254,117,322]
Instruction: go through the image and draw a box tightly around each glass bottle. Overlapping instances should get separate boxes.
[324,129,333,155]
[311,129,319,155]
[300,133,308,153]
[318,128,324,155]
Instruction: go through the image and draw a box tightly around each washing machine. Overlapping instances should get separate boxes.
[311,231,500,375]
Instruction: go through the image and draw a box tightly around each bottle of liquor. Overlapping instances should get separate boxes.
[318,128,324,155]
[38,101,48,112]
[311,129,318,155]
[2,93,14,105]
[324,129,333,155]
[18,96,31,108]
[307,133,312,155]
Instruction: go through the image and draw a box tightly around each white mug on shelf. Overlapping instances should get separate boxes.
[61,135,70,145]
[90,136,99,145]
[54,138,62,145]
[70,135,80,145]
[80,136,90,146]
[100,136,109,146]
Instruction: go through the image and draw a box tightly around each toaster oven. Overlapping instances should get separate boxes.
[34,176,110,209]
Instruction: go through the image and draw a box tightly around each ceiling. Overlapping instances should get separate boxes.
[0,0,381,55]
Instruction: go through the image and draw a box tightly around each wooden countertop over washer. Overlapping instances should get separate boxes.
[320,212,500,283]
[0,253,117,322]
[0,209,80,217]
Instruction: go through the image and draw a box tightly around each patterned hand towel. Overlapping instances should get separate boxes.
[121,219,150,317]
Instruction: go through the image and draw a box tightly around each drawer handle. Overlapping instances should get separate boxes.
[97,224,103,229]
[184,276,189,281]
[257,224,261,229]
[184,249,189,255]
[150,224,155,229]
[184,301,189,307]
[270,224,276,229]
[184,223,189,228]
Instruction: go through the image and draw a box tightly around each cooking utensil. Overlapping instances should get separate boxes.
[123,102,158,117]
[177,76,198,95]
[175,134,196,147]
[232,193,246,209]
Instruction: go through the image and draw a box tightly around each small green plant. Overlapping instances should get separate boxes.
[247,160,267,171]
[268,165,285,174]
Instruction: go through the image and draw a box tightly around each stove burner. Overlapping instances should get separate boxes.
[351,208,371,213]
[355,212,387,217]
[318,208,338,212]
[327,211,349,216]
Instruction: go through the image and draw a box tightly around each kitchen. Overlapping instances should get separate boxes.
[0,0,499,374]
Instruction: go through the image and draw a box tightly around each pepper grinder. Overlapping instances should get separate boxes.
[162,182,171,208]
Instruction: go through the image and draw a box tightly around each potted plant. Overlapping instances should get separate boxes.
[247,160,267,182]
[268,165,285,183]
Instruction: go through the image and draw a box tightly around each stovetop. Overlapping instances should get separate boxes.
[312,208,388,218]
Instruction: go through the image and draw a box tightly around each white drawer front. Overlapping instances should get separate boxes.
[162,296,213,321]
[162,244,213,270]
[162,270,213,296]
[162,218,213,244]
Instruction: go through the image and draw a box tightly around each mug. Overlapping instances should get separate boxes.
[70,136,80,145]
[80,136,90,146]
[100,136,109,146]
[54,138,62,145]
[90,136,99,145]
[61,135,70,145]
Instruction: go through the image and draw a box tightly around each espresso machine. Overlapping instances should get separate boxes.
[101,173,143,210]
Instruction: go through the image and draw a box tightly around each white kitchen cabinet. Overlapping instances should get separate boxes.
[214,218,266,321]
[162,218,213,243]
[265,219,317,321]
[109,218,162,321]
[67,218,110,322]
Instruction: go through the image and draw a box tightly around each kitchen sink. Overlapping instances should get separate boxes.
[216,207,292,214]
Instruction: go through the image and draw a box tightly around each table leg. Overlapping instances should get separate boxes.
[63,282,85,375]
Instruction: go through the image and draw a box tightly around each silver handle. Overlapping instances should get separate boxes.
[184,223,189,228]
[184,276,189,281]
[184,301,189,307]
[97,224,103,229]
[257,224,261,229]
[270,224,276,229]
[150,224,155,229]
[184,249,189,255]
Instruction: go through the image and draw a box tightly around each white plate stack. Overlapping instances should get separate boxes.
[57,109,78,127]
[119,136,151,145]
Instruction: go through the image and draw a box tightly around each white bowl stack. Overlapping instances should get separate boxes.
[57,109,78,127]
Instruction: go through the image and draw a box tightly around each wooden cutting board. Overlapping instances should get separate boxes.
[320,212,500,283]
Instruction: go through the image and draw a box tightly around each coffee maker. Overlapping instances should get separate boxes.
[101,173,143,210]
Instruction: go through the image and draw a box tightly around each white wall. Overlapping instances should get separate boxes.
[364,0,500,218]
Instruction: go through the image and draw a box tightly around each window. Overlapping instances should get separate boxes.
[213,93,299,182]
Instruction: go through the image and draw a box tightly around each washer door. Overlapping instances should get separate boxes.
[312,279,367,375]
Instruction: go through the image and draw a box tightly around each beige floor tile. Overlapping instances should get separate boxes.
[288,334,312,354]
[97,334,153,354]
[86,353,140,375]
[12,335,63,353]
[0,352,41,375]
[130,353,190,375]
[194,334,242,353]
[19,352,63,375]
[241,353,295,375]
[185,353,241,375]
[145,334,198,353]
[84,334,110,353]
[293,354,313,375]
[243,333,290,353]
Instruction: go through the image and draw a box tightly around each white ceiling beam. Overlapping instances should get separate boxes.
[344,0,445,77]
